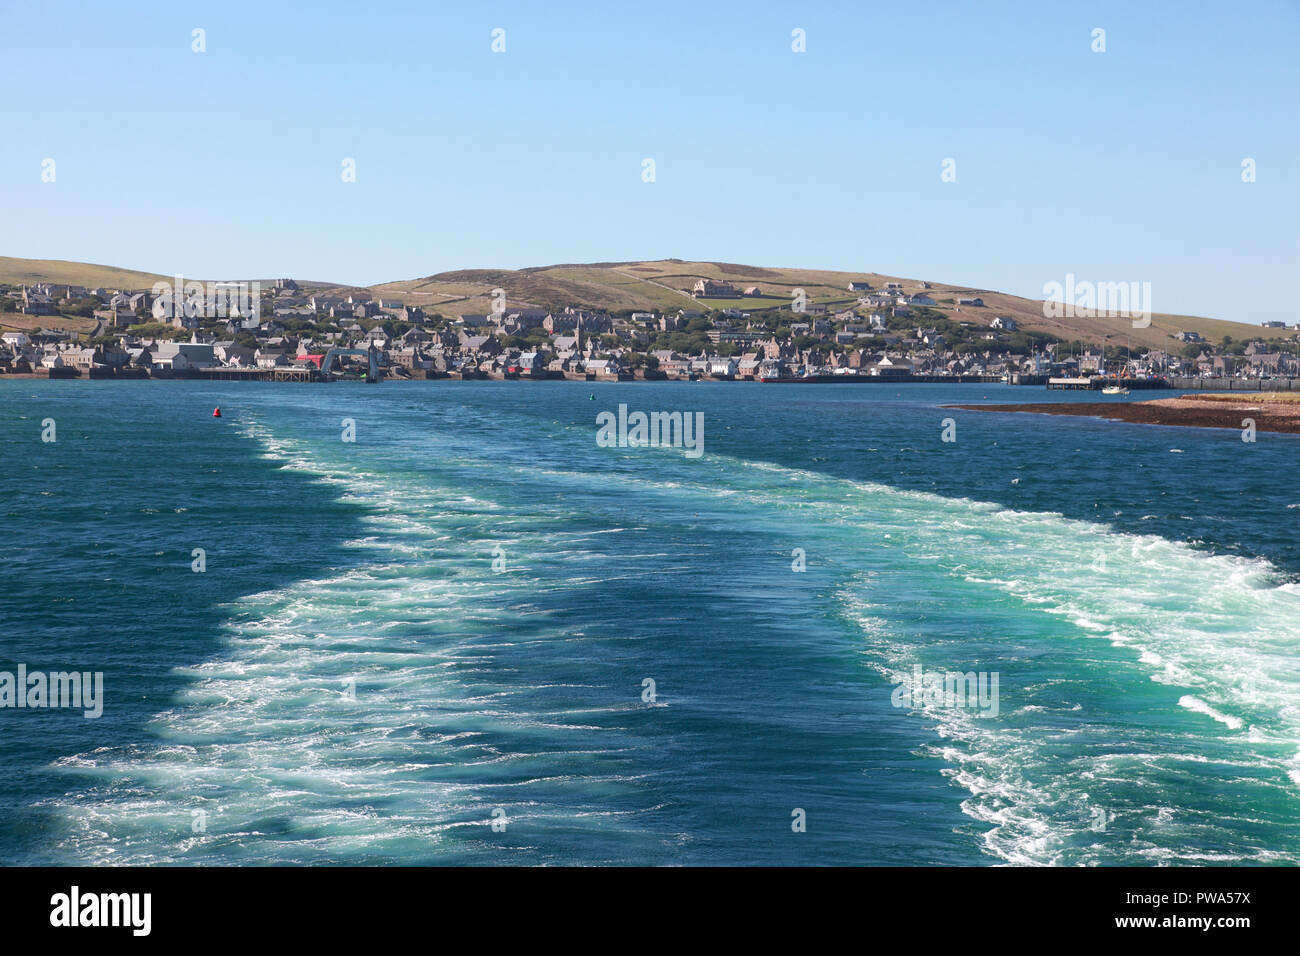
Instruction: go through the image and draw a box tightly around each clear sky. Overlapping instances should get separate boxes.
[3,0,1296,324]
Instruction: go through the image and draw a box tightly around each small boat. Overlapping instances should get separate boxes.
[1101,342,1132,395]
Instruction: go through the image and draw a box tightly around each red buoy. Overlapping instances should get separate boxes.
[213,407,222,418]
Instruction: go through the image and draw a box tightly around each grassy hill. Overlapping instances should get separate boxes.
[0,256,175,293]
[1,255,1289,351]
[0,257,351,297]
[372,259,1288,351]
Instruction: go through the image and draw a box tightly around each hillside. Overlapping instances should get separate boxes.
[0,256,171,293]
[370,260,1286,351]
[0,257,350,299]
[1,255,1289,351]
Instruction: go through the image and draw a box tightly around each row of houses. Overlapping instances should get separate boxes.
[5,275,1299,384]
[8,321,1300,382]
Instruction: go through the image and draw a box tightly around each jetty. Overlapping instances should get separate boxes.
[1047,376,1169,391]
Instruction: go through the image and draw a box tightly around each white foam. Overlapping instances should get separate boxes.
[45,418,646,864]
[1179,695,1245,730]
[45,415,1300,866]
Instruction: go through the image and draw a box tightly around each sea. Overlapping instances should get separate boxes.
[1,380,1297,866]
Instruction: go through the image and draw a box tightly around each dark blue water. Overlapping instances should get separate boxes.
[2,380,1297,864]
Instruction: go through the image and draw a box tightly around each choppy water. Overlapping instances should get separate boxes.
[1,380,1297,865]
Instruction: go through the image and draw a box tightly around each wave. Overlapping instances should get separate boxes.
[533,447,1300,863]
[43,419,650,865]
[41,409,1300,866]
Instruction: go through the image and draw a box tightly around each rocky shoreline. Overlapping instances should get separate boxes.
[948,395,1300,434]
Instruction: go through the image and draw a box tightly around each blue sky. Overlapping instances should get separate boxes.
[2,0,1296,323]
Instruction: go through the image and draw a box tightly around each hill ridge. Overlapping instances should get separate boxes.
[0,255,1286,350]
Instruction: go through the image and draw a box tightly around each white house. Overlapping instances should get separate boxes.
[255,350,288,369]
[870,355,914,378]
[151,342,217,369]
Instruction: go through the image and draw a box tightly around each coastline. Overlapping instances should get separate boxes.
[948,395,1300,434]
[0,370,997,385]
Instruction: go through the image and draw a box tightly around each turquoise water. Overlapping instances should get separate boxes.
[1,380,1298,865]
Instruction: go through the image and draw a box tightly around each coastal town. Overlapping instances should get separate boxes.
[3,275,1299,388]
